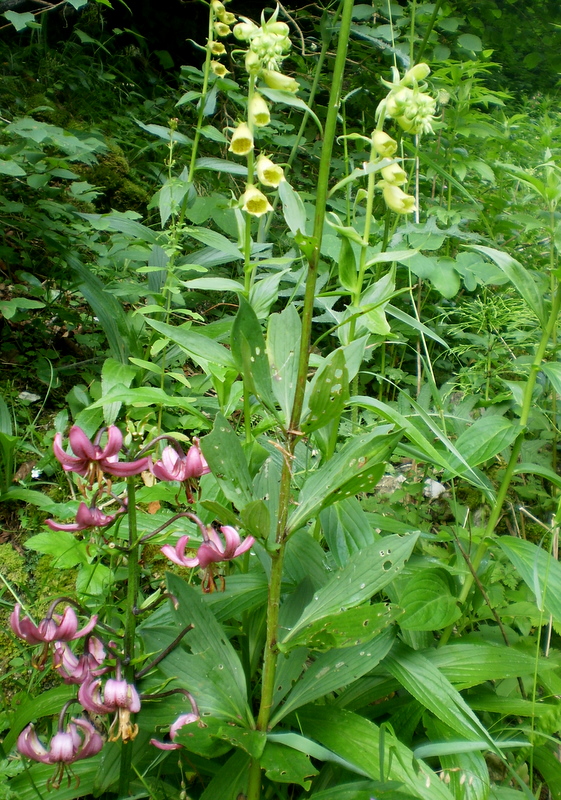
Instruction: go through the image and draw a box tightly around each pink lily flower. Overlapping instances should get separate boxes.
[79,678,141,742]
[53,425,150,479]
[151,441,210,482]
[150,713,199,751]
[46,502,121,532]
[18,718,103,788]
[161,526,254,569]
[53,638,108,684]
[10,604,97,645]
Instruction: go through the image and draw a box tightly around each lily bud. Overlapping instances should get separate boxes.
[229,122,254,156]
[240,185,273,217]
[256,155,285,187]
[380,181,416,214]
[372,131,398,158]
[381,162,408,185]
[403,62,431,84]
[249,93,270,127]
[262,69,299,93]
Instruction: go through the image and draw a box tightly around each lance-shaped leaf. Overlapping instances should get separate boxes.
[281,533,419,644]
[287,426,402,533]
[338,236,358,292]
[231,296,278,413]
[144,318,235,371]
[302,349,349,432]
[200,414,254,508]
[271,627,396,725]
[267,305,301,420]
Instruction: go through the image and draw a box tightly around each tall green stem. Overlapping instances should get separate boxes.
[118,477,140,796]
[188,13,215,183]
[247,3,355,797]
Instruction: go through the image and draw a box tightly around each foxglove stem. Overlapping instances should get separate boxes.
[243,73,257,294]
[247,2,356,798]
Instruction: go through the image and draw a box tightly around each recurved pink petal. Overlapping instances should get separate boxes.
[102,426,124,459]
[233,534,255,558]
[196,542,223,568]
[72,718,104,760]
[10,604,42,645]
[17,725,52,763]
[161,535,200,568]
[219,525,242,558]
[69,426,98,461]
[102,456,151,477]
[78,679,113,714]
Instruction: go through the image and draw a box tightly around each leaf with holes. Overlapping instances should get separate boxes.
[287,426,402,533]
[261,742,318,789]
[399,569,461,631]
[271,628,396,725]
[231,296,277,413]
[303,349,349,432]
[279,603,401,652]
[200,414,254,508]
[281,533,418,644]
[267,305,301,420]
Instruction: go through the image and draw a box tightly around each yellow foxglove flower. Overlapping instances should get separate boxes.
[211,61,230,78]
[229,122,253,155]
[381,181,415,214]
[262,69,299,93]
[214,21,231,37]
[381,163,408,185]
[241,185,273,217]
[372,131,397,158]
[257,155,284,187]
[209,41,226,55]
[249,93,270,127]
[211,0,226,16]
[219,11,236,25]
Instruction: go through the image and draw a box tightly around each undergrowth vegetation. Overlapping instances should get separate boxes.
[1,0,561,799]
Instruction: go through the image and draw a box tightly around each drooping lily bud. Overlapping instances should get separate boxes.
[229,122,254,156]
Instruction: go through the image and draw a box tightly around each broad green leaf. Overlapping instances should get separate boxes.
[385,647,497,749]
[202,573,269,621]
[400,569,461,631]
[174,716,264,758]
[287,427,403,533]
[302,349,349,432]
[134,118,192,144]
[261,742,318,789]
[294,706,454,800]
[532,746,561,800]
[0,395,12,435]
[176,90,202,105]
[166,575,251,723]
[272,628,395,724]
[158,177,190,226]
[267,305,301,420]
[541,362,561,396]
[231,296,277,412]
[279,179,307,235]
[186,226,243,260]
[25,530,88,569]
[199,749,250,800]
[87,386,207,423]
[450,415,518,469]
[338,236,358,292]
[320,498,376,568]
[181,276,244,292]
[239,499,271,541]
[0,486,60,510]
[249,269,290,320]
[3,685,76,752]
[101,357,137,425]
[144,318,235,369]
[281,603,400,652]
[310,781,419,800]
[498,537,561,623]
[7,759,99,800]
[78,213,161,244]
[425,719,490,800]
[458,33,483,51]
[0,159,26,176]
[194,156,248,176]
[470,245,545,324]
[200,124,228,143]
[513,461,561,490]
[282,533,418,643]
[200,414,254,507]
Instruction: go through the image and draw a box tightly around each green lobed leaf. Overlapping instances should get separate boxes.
[25,530,88,569]
[200,413,254,508]
[282,533,418,643]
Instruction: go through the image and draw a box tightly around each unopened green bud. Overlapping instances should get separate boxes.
[372,131,398,158]
[380,181,416,214]
[403,62,431,84]
[381,163,408,185]
[262,69,299,93]
[249,93,271,127]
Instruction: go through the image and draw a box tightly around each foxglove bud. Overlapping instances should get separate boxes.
[262,69,299,93]
[403,62,431,84]
[380,181,416,214]
[209,41,226,55]
[234,19,258,41]
[381,163,408,185]
[372,131,398,158]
